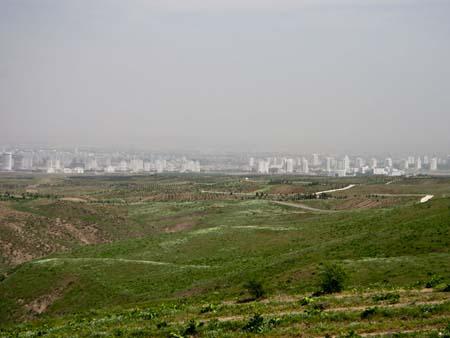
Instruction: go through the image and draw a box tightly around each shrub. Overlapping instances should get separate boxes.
[183,319,203,336]
[361,307,377,319]
[244,279,265,300]
[242,314,264,333]
[318,263,347,294]
[438,323,450,338]
[199,304,216,314]
[425,274,444,288]
[299,297,315,306]
[372,292,400,304]
[156,321,168,329]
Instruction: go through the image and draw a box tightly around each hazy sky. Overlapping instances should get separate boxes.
[1,0,449,153]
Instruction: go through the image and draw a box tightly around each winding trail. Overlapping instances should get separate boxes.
[32,257,210,269]
[187,298,449,325]
[271,201,335,213]
[314,184,356,195]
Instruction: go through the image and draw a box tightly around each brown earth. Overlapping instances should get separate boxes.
[24,277,77,316]
[0,202,107,268]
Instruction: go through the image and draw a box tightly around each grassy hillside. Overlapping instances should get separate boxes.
[0,174,449,337]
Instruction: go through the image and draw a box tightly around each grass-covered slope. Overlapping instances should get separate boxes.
[0,197,449,335]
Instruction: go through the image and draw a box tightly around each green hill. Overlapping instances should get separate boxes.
[0,175,449,337]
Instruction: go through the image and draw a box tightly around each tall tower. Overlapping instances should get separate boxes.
[0,152,13,171]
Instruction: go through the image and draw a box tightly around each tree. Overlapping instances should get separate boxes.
[318,263,347,294]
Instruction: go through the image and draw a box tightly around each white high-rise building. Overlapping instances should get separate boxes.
[119,160,128,172]
[423,156,429,165]
[155,160,165,173]
[312,153,320,166]
[401,159,409,170]
[144,161,152,172]
[302,157,309,174]
[86,158,98,171]
[105,166,115,173]
[385,158,393,168]
[416,157,422,170]
[430,158,438,171]
[325,157,333,172]
[130,158,144,172]
[343,155,350,172]
[249,157,255,169]
[355,157,365,168]
[370,158,378,169]
[257,160,269,174]
[285,158,294,173]
[408,156,415,165]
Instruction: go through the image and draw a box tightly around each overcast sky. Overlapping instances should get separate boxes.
[1,0,449,153]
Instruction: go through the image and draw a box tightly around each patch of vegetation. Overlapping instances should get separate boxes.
[199,303,216,314]
[372,292,400,303]
[361,307,378,319]
[244,279,265,300]
[318,263,348,294]
[242,313,281,333]
[0,174,449,336]
[425,274,444,288]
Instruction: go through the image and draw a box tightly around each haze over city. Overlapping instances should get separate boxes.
[1,0,450,153]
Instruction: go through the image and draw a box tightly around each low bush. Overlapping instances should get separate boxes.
[372,292,400,304]
[361,307,378,319]
[199,304,216,314]
[242,314,265,333]
[425,274,443,288]
[244,279,265,300]
[318,263,347,294]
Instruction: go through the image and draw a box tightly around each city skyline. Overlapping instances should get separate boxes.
[1,144,449,176]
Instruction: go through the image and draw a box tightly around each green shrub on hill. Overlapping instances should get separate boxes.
[318,263,347,294]
[244,279,265,300]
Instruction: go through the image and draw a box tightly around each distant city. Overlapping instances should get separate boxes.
[0,146,449,176]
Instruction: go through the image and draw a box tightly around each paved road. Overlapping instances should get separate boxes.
[420,195,434,203]
[314,184,356,195]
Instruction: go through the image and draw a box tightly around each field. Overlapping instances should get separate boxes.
[0,173,449,337]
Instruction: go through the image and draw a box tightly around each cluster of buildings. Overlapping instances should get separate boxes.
[1,146,448,177]
[248,154,447,176]
[0,148,201,174]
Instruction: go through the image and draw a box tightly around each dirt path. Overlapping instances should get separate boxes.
[272,201,336,213]
[32,257,211,269]
[197,299,449,324]
[315,184,356,195]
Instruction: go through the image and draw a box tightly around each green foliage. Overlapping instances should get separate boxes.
[318,263,347,294]
[244,279,265,300]
[425,274,444,288]
[299,296,315,306]
[361,307,378,319]
[242,313,265,333]
[437,323,450,338]
[182,319,203,336]
[339,330,363,338]
[372,292,400,304]
[0,175,449,336]
[199,304,216,314]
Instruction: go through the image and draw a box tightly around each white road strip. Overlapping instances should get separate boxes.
[315,184,356,195]
[420,195,434,203]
